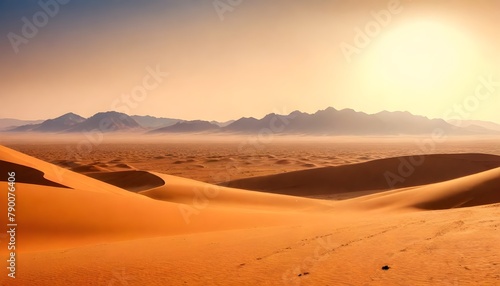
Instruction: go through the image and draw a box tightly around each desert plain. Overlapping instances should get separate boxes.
[0,135,499,285]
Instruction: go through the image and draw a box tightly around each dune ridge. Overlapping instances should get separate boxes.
[86,170,165,192]
[0,145,137,196]
[223,153,500,197]
[1,145,499,285]
[348,167,500,211]
[0,160,68,188]
[0,145,331,252]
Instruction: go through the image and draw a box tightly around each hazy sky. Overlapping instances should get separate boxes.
[1,0,499,123]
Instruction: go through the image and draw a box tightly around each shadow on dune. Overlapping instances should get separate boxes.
[342,167,500,211]
[86,171,165,192]
[413,169,500,210]
[0,160,69,188]
[222,153,500,197]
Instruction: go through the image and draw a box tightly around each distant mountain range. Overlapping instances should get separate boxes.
[149,120,220,133]
[8,112,141,133]
[130,115,181,129]
[10,113,86,132]
[448,120,500,132]
[0,118,44,131]
[3,107,500,135]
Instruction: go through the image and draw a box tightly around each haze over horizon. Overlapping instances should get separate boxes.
[1,0,499,123]
[3,107,500,127]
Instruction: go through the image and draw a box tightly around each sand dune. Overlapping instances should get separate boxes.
[87,170,165,192]
[1,145,499,285]
[5,181,328,253]
[0,145,329,252]
[338,167,500,211]
[70,164,109,173]
[139,172,330,210]
[6,138,500,184]
[0,160,68,188]
[0,146,135,196]
[9,195,500,286]
[223,153,500,197]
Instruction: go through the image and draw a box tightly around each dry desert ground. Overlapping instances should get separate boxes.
[0,135,499,285]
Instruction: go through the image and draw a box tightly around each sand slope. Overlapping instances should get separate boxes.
[223,153,500,197]
[0,160,68,188]
[0,145,136,196]
[86,170,165,192]
[0,145,330,252]
[336,167,500,211]
[140,172,331,210]
[9,203,500,286]
[0,145,499,285]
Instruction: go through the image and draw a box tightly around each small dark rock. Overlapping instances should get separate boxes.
[381,265,390,270]
[298,272,310,277]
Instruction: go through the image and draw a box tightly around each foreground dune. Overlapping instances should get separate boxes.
[13,204,500,286]
[0,145,135,196]
[0,145,331,252]
[0,145,499,285]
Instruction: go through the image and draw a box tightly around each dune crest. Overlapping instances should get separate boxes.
[1,144,499,285]
[340,167,500,211]
[87,171,165,192]
[0,145,136,196]
[0,145,330,252]
[223,153,500,197]
[0,160,68,188]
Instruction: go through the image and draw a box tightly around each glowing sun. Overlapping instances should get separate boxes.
[365,20,479,96]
